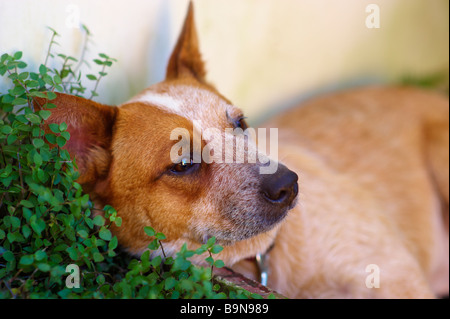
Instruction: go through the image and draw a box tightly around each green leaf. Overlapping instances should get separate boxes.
[45,133,56,144]
[29,91,47,99]
[25,113,41,124]
[60,131,70,141]
[195,247,207,255]
[32,127,43,137]
[155,232,166,240]
[39,110,52,120]
[164,277,177,290]
[114,217,122,227]
[13,51,23,60]
[17,62,27,69]
[19,255,34,265]
[1,53,9,63]
[10,86,25,96]
[0,65,7,76]
[34,250,47,261]
[19,72,29,80]
[214,260,225,268]
[64,228,76,241]
[33,152,43,166]
[1,125,12,134]
[20,200,34,208]
[27,80,40,88]
[150,255,162,268]
[39,64,47,75]
[59,122,68,131]
[86,74,97,80]
[93,252,104,262]
[37,263,51,272]
[96,274,105,285]
[66,246,79,260]
[206,237,216,248]
[2,94,14,103]
[99,227,112,241]
[174,258,191,271]
[77,230,89,238]
[46,91,57,100]
[147,239,160,250]
[108,236,118,250]
[210,245,223,254]
[32,138,45,148]
[56,136,66,147]
[22,225,32,238]
[30,215,46,235]
[9,216,21,229]
[53,74,62,84]
[144,226,155,237]
[42,74,53,86]
[22,207,32,221]
[205,256,214,265]
[13,97,28,106]
[93,215,105,226]
[7,134,17,145]
[2,251,15,262]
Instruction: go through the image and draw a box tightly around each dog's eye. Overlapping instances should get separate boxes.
[234,117,248,131]
[170,157,196,174]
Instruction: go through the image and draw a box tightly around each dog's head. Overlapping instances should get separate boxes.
[36,3,298,264]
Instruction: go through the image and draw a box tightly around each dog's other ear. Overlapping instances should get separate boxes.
[166,1,206,82]
[34,93,117,191]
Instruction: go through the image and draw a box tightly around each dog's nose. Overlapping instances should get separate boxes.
[260,164,298,206]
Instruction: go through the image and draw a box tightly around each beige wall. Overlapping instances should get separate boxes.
[0,0,448,123]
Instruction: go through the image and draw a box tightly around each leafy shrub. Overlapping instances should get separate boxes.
[0,27,261,299]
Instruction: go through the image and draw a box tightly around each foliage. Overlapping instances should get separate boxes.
[401,72,449,95]
[0,28,260,299]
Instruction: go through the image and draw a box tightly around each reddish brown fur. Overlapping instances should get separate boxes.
[35,3,449,298]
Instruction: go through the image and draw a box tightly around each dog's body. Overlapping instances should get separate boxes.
[250,86,449,298]
[36,4,449,298]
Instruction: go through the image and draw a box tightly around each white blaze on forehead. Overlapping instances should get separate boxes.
[127,85,239,128]
[128,91,183,113]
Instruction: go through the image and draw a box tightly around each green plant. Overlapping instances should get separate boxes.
[401,72,449,95]
[0,28,263,299]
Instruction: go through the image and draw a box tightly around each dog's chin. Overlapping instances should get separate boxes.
[199,205,295,247]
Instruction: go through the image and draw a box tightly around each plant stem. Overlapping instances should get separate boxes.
[66,25,90,86]
[16,151,25,198]
[44,30,58,68]
[159,241,167,259]
[88,63,107,100]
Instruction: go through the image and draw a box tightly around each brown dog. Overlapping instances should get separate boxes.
[37,3,448,298]
[255,86,449,298]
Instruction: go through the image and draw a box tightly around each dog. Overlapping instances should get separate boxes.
[35,3,448,298]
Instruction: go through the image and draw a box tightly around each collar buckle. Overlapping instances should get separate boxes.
[255,252,269,286]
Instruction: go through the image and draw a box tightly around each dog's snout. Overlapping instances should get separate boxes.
[261,165,298,206]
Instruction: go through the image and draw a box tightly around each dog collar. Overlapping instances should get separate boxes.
[247,243,275,286]
[255,252,269,286]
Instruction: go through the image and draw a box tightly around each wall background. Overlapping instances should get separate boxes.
[0,0,448,124]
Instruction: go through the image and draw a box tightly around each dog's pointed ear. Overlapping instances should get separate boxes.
[166,1,206,82]
[34,93,117,190]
